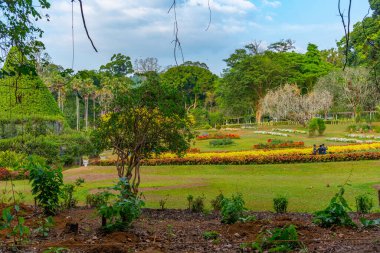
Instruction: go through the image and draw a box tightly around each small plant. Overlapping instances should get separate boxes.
[61,178,85,209]
[159,195,169,210]
[42,247,69,253]
[97,178,144,231]
[355,194,373,214]
[203,230,219,240]
[86,192,110,208]
[1,207,30,244]
[313,186,356,228]
[209,138,234,147]
[28,159,63,215]
[191,196,205,213]
[210,192,224,211]
[187,194,194,210]
[273,196,288,214]
[241,225,303,252]
[360,217,380,228]
[220,193,246,224]
[35,216,54,237]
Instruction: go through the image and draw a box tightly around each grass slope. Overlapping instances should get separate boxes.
[2,160,379,212]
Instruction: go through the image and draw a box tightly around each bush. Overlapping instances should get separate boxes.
[60,178,85,209]
[241,225,303,252]
[97,178,144,231]
[211,193,225,211]
[86,192,111,208]
[220,193,246,224]
[313,187,356,228]
[273,196,288,214]
[191,196,205,213]
[0,167,11,181]
[347,124,373,133]
[355,194,373,214]
[0,151,26,169]
[309,118,326,136]
[203,231,219,240]
[209,138,234,146]
[28,158,63,215]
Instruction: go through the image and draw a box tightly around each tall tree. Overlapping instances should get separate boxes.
[100,53,133,77]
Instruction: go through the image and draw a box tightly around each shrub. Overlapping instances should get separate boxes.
[220,193,246,224]
[347,124,373,133]
[209,138,234,147]
[273,196,288,214]
[0,151,26,169]
[355,194,373,214]
[203,231,219,240]
[241,225,303,252]
[309,118,326,136]
[0,167,11,181]
[60,178,85,209]
[97,178,144,230]
[317,118,326,135]
[211,193,225,211]
[86,192,111,208]
[28,158,63,215]
[191,196,205,213]
[313,187,356,228]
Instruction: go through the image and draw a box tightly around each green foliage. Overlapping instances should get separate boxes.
[273,196,288,214]
[60,178,85,209]
[191,196,205,213]
[28,158,63,215]
[209,138,234,147]
[309,118,325,136]
[220,193,246,224]
[159,195,169,210]
[241,225,302,252]
[203,230,219,240]
[35,216,54,237]
[42,247,69,253]
[355,194,373,214]
[99,53,133,77]
[0,132,97,166]
[187,194,194,210]
[0,151,26,169]
[211,193,225,211]
[0,206,30,244]
[0,48,63,122]
[313,187,356,228]
[86,192,111,208]
[97,178,145,231]
[346,124,373,133]
[360,217,380,228]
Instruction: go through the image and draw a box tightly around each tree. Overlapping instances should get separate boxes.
[71,78,83,131]
[134,57,160,73]
[100,53,133,77]
[161,65,217,113]
[93,72,193,195]
[268,39,295,52]
[315,67,377,117]
[261,84,333,125]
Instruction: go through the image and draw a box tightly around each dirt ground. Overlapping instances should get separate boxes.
[0,206,380,253]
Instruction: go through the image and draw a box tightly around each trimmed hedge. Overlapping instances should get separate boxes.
[93,152,380,166]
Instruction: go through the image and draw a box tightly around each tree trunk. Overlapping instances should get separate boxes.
[76,95,80,131]
[93,97,96,129]
[255,109,262,124]
[85,96,89,131]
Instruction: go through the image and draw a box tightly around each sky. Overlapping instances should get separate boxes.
[39,0,371,75]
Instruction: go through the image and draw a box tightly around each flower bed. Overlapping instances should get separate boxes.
[326,137,380,144]
[94,143,380,166]
[94,152,380,166]
[197,133,240,140]
[346,134,380,140]
[253,139,304,149]
[272,128,306,134]
[253,131,289,137]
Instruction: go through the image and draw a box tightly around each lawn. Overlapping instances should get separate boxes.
[2,160,380,213]
[192,123,380,152]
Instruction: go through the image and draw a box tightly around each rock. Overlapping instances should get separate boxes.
[234,233,240,238]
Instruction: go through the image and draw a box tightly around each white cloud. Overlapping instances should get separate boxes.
[262,0,281,8]
[265,15,273,21]
[186,0,257,14]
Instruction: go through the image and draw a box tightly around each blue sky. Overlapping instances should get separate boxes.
[39,0,370,75]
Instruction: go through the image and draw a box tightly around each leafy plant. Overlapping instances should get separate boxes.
[159,195,169,210]
[0,207,30,244]
[241,225,303,252]
[360,217,380,228]
[355,194,373,214]
[203,230,219,240]
[309,118,325,136]
[273,196,288,214]
[313,186,356,228]
[35,216,54,237]
[97,178,144,231]
[86,192,111,208]
[210,192,224,211]
[42,247,69,253]
[220,193,246,224]
[28,158,63,215]
[61,178,85,209]
[191,196,205,213]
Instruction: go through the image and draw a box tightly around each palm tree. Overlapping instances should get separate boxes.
[71,78,83,131]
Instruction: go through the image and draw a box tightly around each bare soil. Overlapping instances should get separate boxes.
[0,206,380,253]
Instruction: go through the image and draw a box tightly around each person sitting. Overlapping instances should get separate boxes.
[312,144,317,155]
[317,145,323,155]
[321,144,328,154]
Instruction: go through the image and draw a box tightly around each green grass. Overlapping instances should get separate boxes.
[2,160,380,213]
[192,123,380,152]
